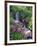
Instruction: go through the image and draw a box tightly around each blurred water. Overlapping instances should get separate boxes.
[16,12,19,20]
[15,12,19,23]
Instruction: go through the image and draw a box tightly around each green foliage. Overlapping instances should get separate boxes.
[10,32,23,40]
[10,16,15,25]
[10,6,32,30]
[27,19,32,30]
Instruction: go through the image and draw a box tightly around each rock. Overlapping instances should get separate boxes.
[20,27,32,39]
[17,28,22,32]
[10,25,17,32]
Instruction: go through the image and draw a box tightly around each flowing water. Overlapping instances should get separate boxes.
[15,12,19,23]
[16,12,19,20]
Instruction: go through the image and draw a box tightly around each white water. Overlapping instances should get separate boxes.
[15,12,19,23]
[16,12,19,20]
